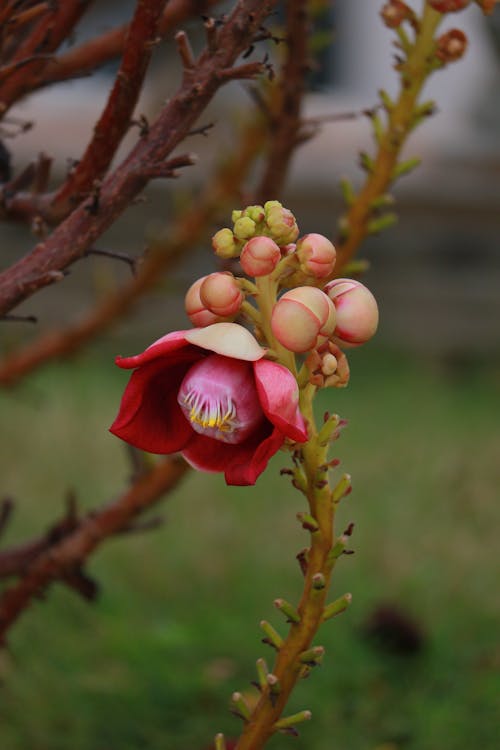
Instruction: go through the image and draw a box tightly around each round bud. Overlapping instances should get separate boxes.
[296,233,337,279]
[199,272,244,317]
[185,276,223,327]
[243,204,265,223]
[324,279,379,345]
[212,228,237,259]
[380,1,413,27]
[436,29,467,62]
[240,236,281,277]
[264,200,299,245]
[233,216,256,240]
[271,287,336,353]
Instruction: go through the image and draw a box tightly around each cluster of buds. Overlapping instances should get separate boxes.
[185,203,379,390]
[212,200,299,259]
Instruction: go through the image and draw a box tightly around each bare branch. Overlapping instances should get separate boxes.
[255,0,310,202]
[0,0,279,316]
[0,455,189,642]
[48,0,169,221]
[0,1,92,116]
[27,0,221,93]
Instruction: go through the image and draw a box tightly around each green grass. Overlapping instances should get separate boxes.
[0,348,498,750]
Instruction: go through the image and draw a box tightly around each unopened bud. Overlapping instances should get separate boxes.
[321,353,338,376]
[200,272,244,317]
[436,29,467,62]
[429,0,470,11]
[185,276,224,327]
[240,236,281,277]
[264,200,299,245]
[243,204,265,223]
[324,279,378,345]
[233,216,256,240]
[296,233,337,279]
[380,0,414,28]
[212,228,237,259]
[271,287,336,353]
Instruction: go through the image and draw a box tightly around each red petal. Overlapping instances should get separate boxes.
[224,427,285,486]
[115,329,194,369]
[182,423,284,486]
[253,360,307,442]
[110,354,198,453]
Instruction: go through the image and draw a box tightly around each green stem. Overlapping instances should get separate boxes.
[235,390,339,749]
[336,3,443,269]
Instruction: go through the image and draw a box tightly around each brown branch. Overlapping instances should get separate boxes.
[254,0,310,202]
[0,455,189,643]
[27,0,221,93]
[48,0,169,221]
[0,1,91,116]
[0,0,279,316]
[0,117,265,387]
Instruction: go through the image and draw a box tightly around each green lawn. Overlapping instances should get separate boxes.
[0,348,498,750]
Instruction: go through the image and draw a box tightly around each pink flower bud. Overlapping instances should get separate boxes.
[296,233,337,279]
[271,286,336,353]
[185,276,223,327]
[200,272,244,317]
[240,236,281,277]
[324,279,379,345]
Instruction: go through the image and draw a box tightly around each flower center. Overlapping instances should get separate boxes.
[177,354,264,444]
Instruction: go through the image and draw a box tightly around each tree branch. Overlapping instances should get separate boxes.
[0,1,91,116]
[0,455,189,643]
[255,0,310,202]
[48,0,169,221]
[0,0,279,316]
[26,0,221,94]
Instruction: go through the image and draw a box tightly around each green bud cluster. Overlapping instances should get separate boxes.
[212,201,299,259]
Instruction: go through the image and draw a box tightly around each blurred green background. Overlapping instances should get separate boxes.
[0,347,498,750]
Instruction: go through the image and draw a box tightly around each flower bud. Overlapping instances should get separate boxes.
[199,272,244,317]
[233,216,256,240]
[429,0,469,11]
[185,276,223,327]
[243,204,265,224]
[264,200,299,245]
[271,287,336,353]
[240,236,281,277]
[296,233,337,279]
[380,1,414,28]
[324,279,379,345]
[212,228,237,259]
[436,29,467,62]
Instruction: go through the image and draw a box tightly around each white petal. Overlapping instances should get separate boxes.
[185,323,266,361]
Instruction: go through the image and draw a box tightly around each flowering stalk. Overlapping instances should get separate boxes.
[337,1,453,269]
[110,201,377,745]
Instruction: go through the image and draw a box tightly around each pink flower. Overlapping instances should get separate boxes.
[110,323,307,486]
